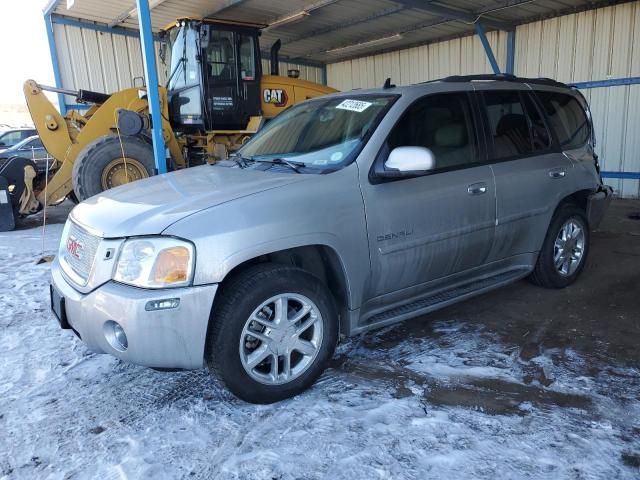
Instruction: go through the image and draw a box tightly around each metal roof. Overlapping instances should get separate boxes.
[48,0,629,64]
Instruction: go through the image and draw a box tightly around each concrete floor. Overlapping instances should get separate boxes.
[337,198,640,465]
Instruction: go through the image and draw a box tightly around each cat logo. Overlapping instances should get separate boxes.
[263,88,288,107]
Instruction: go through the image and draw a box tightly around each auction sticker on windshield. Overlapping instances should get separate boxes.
[336,99,372,112]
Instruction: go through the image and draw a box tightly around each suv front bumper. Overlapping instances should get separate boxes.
[51,259,217,370]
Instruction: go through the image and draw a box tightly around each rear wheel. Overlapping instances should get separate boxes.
[206,264,338,403]
[529,204,589,288]
[71,135,155,201]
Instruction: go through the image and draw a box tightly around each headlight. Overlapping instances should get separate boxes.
[114,237,195,289]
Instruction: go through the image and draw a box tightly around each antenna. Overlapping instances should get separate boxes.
[383,78,395,89]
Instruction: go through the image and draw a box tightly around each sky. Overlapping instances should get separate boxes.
[0,0,54,105]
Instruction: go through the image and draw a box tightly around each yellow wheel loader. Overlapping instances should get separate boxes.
[0,18,335,231]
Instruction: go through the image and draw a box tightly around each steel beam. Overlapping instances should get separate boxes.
[294,16,451,60]
[474,23,501,75]
[506,30,515,74]
[205,0,249,17]
[109,0,168,28]
[281,5,405,45]
[43,13,66,116]
[52,15,151,39]
[136,0,167,174]
[601,171,640,180]
[393,0,513,31]
[571,77,640,89]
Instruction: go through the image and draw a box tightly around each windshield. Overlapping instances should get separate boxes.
[238,95,396,170]
[12,136,40,150]
[166,23,202,122]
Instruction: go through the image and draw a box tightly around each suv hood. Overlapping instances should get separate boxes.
[70,165,308,238]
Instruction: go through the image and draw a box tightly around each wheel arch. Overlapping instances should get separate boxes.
[558,188,592,216]
[214,243,353,336]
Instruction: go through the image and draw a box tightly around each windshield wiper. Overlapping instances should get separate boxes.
[165,57,185,88]
[255,157,305,173]
[227,153,254,168]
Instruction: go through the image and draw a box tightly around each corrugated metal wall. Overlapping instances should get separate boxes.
[53,23,158,105]
[261,59,324,85]
[326,2,640,198]
[515,3,640,197]
[327,30,510,91]
[52,21,324,104]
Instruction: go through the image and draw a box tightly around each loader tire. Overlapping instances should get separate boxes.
[72,135,155,201]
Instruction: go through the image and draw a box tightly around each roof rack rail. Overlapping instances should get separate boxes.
[441,74,568,88]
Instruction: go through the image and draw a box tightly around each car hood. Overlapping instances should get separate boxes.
[70,165,309,238]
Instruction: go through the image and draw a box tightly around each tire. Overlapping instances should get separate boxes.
[67,191,79,204]
[206,264,339,404]
[71,135,155,201]
[529,203,590,289]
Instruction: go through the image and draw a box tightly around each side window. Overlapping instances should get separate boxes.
[0,131,24,146]
[388,93,478,170]
[207,30,236,81]
[535,91,590,150]
[522,93,551,151]
[238,34,256,81]
[483,90,544,160]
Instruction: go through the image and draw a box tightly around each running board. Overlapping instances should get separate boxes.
[361,268,530,331]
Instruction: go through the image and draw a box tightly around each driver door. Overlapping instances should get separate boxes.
[206,28,260,129]
[359,92,496,307]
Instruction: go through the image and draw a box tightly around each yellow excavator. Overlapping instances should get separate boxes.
[0,18,335,231]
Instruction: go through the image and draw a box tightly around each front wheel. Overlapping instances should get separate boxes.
[529,204,590,288]
[71,135,155,201]
[206,264,338,403]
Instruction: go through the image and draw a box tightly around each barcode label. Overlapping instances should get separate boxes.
[336,99,372,113]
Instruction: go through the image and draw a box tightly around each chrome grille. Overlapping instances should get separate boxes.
[61,222,101,284]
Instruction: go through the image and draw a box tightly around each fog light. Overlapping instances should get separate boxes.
[104,320,128,351]
[113,323,128,349]
[145,298,180,311]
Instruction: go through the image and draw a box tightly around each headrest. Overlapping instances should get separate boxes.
[429,107,453,125]
[496,113,527,136]
[434,123,467,148]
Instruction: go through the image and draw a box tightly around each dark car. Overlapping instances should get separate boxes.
[0,128,37,150]
[0,136,54,173]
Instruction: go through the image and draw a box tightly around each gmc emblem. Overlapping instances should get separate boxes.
[67,236,83,260]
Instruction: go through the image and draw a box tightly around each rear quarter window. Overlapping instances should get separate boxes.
[535,91,590,150]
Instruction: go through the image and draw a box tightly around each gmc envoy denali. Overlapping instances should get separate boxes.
[51,74,612,403]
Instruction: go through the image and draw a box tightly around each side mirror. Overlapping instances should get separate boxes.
[380,146,436,177]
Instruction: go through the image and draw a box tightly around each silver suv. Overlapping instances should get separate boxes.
[50,75,612,403]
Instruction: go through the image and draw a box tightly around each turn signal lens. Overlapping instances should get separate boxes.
[152,247,190,284]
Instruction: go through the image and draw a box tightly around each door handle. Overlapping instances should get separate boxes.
[467,182,488,195]
[549,168,566,179]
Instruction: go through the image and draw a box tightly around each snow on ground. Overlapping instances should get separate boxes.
[1,223,639,479]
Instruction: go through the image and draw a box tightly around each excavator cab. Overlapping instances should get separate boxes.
[164,19,263,131]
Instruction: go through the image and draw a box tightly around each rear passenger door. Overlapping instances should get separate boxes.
[479,87,575,262]
[361,92,496,304]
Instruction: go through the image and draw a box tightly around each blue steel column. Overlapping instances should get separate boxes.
[474,23,501,75]
[506,30,515,75]
[43,14,66,116]
[136,0,167,174]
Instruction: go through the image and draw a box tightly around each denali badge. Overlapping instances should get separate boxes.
[67,236,83,260]
[377,229,414,242]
